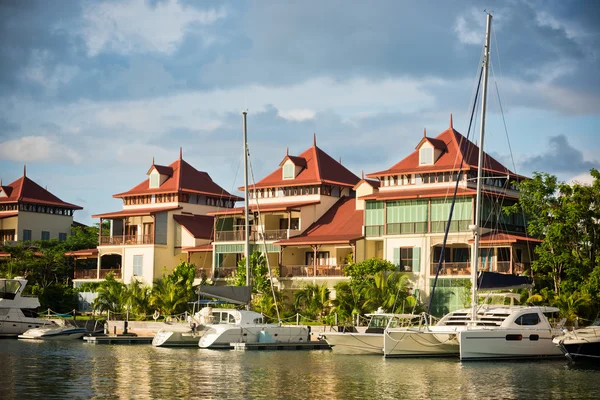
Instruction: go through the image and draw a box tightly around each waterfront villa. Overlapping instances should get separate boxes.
[72,150,241,286]
[205,135,361,292]
[360,117,538,315]
[0,167,82,246]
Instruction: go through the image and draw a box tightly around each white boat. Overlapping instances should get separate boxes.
[198,307,309,349]
[18,320,87,340]
[0,277,55,337]
[458,304,564,360]
[323,311,418,355]
[152,310,206,347]
[553,318,600,362]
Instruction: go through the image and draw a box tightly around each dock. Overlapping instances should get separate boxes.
[231,341,331,351]
[83,335,154,345]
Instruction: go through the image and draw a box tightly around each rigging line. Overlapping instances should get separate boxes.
[247,154,282,323]
[427,65,484,316]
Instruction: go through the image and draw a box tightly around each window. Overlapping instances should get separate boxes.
[150,173,159,188]
[420,147,433,165]
[133,255,143,276]
[58,233,67,241]
[279,218,299,230]
[515,313,540,326]
[283,164,294,179]
[393,247,421,272]
[23,229,32,241]
[41,231,50,240]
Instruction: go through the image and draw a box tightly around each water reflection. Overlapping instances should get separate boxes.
[0,340,598,399]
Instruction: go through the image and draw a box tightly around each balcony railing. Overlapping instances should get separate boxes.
[430,220,471,233]
[74,269,98,279]
[430,262,471,276]
[279,265,347,278]
[215,229,288,242]
[365,225,384,237]
[99,235,154,246]
[195,268,212,279]
[99,269,122,279]
[214,267,237,279]
[387,222,427,235]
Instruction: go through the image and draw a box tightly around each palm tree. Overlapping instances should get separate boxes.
[362,271,410,313]
[92,275,127,316]
[150,278,189,317]
[294,283,331,322]
[552,291,591,324]
[330,281,365,325]
[125,281,152,320]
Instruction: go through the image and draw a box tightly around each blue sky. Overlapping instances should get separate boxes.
[0,0,599,225]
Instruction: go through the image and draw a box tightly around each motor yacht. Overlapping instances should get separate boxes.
[18,320,87,340]
[198,307,309,349]
[553,318,600,362]
[0,277,55,337]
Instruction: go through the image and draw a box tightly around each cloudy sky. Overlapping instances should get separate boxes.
[1,0,599,225]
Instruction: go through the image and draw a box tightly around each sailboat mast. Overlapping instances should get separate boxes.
[471,12,492,321]
[242,111,250,287]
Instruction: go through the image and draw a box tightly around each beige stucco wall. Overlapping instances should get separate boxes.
[0,215,18,235]
[17,211,73,241]
[122,246,154,284]
[354,181,376,210]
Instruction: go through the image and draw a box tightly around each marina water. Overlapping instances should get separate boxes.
[1,340,598,399]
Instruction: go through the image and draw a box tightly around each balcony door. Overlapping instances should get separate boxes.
[143,223,154,244]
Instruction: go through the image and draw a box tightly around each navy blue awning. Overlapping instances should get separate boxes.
[477,271,533,290]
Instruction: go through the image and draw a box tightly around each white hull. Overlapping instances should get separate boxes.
[18,327,87,340]
[152,326,206,347]
[324,333,384,355]
[0,311,54,337]
[384,328,460,357]
[459,328,563,360]
[199,325,310,349]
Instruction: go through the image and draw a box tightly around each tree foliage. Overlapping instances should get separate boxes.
[230,251,273,294]
[343,258,396,286]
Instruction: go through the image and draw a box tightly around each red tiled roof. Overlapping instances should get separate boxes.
[92,206,182,219]
[173,214,214,240]
[276,197,363,246]
[0,175,82,209]
[469,233,542,244]
[147,164,174,176]
[65,249,99,257]
[359,186,518,201]
[182,244,213,253]
[368,128,517,178]
[207,200,320,216]
[0,212,18,220]
[353,178,380,190]
[114,158,242,201]
[244,144,360,190]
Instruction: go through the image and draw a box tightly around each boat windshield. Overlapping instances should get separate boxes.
[0,280,21,300]
[368,315,390,329]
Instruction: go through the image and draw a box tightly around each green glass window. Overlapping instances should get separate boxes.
[283,164,294,179]
[365,201,384,226]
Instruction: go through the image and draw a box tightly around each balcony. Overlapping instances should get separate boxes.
[430,262,471,276]
[387,222,427,235]
[214,267,237,279]
[99,235,154,246]
[279,265,347,278]
[74,268,122,280]
[215,229,288,242]
[365,225,384,237]
[195,268,212,279]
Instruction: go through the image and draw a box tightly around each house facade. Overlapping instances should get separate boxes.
[0,167,82,245]
[204,136,362,293]
[73,151,241,286]
[360,118,536,315]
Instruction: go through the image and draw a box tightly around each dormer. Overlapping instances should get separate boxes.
[279,154,307,180]
[0,186,8,198]
[146,164,173,188]
[416,130,447,167]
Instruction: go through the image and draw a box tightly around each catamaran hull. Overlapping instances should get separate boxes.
[459,329,563,360]
[199,325,310,349]
[323,333,383,355]
[384,330,460,358]
[152,328,205,347]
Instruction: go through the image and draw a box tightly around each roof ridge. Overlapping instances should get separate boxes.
[313,145,322,182]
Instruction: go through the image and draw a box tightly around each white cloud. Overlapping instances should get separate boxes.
[569,172,594,185]
[0,136,82,164]
[82,0,227,56]
[21,49,79,90]
[278,109,316,121]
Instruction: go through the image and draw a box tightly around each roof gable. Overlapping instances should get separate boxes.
[247,142,360,190]
[114,158,242,200]
[0,175,82,209]
[367,127,515,178]
[173,214,214,240]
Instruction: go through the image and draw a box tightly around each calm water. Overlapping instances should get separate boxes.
[0,340,598,399]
